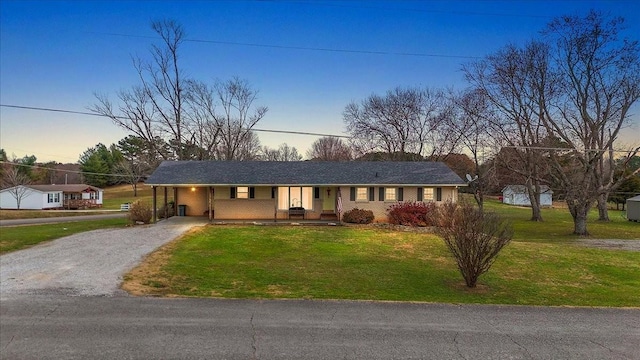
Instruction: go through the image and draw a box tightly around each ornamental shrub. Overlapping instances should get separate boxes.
[128,200,153,224]
[342,208,374,224]
[387,201,438,227]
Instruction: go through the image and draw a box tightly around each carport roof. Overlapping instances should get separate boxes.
[145,161,467,186]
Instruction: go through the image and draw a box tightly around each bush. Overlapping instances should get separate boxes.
[128,200,152,224]
[434,201,513,288]
[387,201,438,227]
[342,208,374,224]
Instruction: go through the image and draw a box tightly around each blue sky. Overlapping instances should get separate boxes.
[1,0,639,163]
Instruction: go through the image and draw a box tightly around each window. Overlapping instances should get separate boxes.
[356,187,368,201]
[277,187,313,210]
[48,194,54,203]
[236,186,249,199]
[48,193,60,203]
[423,188,434,201]
[90,192,99,200]
[384,188,397,201]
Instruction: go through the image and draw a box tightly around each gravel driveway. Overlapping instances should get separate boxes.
[0,217,208,298]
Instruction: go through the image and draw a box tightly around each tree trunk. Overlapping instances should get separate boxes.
[526,182,543,222]
[596,192,610,222]
[133,183,138,197]
[568,200,591,236]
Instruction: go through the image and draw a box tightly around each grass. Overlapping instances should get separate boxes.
[123,209,640,306]
[102,183,155,209]
[0,218,128,254]
[0,209,112,220]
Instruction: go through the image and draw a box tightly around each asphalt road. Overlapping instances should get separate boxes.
[1,295,639,360]
[0,213,127,226]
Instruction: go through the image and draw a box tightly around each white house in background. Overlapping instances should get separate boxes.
[501,185,553,207]
[0,184,103,210]
[627,195,640,222]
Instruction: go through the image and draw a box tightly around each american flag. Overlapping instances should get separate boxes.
[336,188,343,221]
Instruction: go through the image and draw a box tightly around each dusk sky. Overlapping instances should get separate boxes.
[1,0,639,163]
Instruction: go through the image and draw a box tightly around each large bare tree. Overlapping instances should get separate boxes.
[451,89,497,212]
[541,11,640,233]
[464,41,556,221]
[343,87,460,160]
[91,21,267,161]
[306,136,352,161]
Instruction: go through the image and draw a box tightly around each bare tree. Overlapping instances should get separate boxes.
[306,136,352,161]
[435,201,513,288]
[464,41,554,221]
[91,21,267,162]
[261,143,302,161]
[540,11,640,233]
[2,165,31,209]
[451,89,496,211]
[212,78,268,160]
[343,87,460,160]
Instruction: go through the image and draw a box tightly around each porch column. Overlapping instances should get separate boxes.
[208,186,213,222]
[274,186,278,222]
[163,187,168,219]
[174,187,178,209]
[152,186,157,223]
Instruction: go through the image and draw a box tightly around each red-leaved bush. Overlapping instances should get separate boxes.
[387,201,438,227]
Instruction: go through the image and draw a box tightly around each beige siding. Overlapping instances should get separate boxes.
[175,185,459,221]
[176,187,208,216]
[339,186,459,222]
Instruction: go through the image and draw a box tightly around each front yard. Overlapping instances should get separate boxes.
[123,221,640,307]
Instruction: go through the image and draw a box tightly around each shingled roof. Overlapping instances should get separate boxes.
[146,161,466,186]
[26,184,102,192]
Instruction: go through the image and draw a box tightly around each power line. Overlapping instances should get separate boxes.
[2,103,638,153]
[0,161,130,178]
[89,32,481,59]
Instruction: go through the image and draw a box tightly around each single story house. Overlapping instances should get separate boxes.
[0,184,103,210]
[627,195,640,222]
[145,161,467,222]
[501,185,553,207]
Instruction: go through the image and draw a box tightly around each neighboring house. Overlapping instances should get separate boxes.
[145,161,466,222]
[0,184,103,210]
[627,195,640,222]
[501,185,553,207]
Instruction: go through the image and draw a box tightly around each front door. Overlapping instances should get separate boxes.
[322,187,336,211]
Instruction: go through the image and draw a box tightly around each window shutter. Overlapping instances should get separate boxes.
[379,187,384,201]
[249,187,255,199]
[436,187,442,201]
[314,187,320,199]
[417,187,423,201]
[369,187,375,201]
[230,187,236,199]
[271,187,276,199]
[350,187,356,201]
[398,187,403,201]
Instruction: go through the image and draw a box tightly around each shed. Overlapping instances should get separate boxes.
[627,195,640,222]
[502,185,553,207]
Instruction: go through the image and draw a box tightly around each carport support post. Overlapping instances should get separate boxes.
[208,186,213,222]
[152,186,157,223]
[163,187,168,219]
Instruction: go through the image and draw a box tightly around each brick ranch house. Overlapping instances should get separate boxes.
[145,161,467,222]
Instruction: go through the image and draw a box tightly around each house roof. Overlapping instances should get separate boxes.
[627,195,640,202]
[145,161,467,186]
[502,185,553,194]
[27,184,103,193]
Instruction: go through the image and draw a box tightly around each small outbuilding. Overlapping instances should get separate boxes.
[626,195,640,222]
[502,185,553,207]
[0,184,103,210]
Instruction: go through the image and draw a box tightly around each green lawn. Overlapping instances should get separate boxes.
[0,218,128,254]
[0,209,112,220]
[124,221,640,306]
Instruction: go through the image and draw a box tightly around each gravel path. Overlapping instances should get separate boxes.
[573,239,640,251]
[0,218,208,298]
